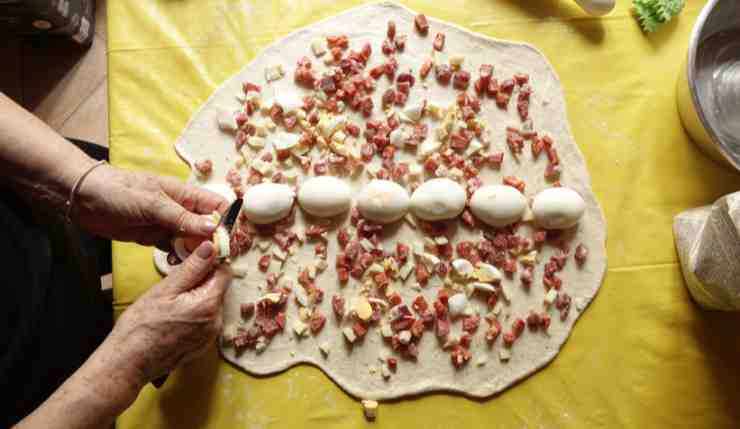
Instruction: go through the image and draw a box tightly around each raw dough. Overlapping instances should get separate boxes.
[167,2,606,401]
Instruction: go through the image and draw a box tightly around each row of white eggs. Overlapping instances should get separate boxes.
[216,177,585,230]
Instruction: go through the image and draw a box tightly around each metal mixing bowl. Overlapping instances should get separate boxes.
[677,0,740,170]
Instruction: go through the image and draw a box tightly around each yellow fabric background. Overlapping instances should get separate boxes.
[109,1,740,427]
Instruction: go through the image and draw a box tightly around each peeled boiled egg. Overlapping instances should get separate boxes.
[242,183,295,224]
[202,183,237,203]
[531,187,585,229]
[356,180,410,224]
[409,178,466,221]
[298,176,352,217]
[469,185,527,227]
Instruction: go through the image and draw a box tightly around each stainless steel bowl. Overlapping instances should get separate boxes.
[677,0,740,170]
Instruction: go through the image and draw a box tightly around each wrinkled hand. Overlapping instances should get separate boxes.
[107,241,232,383]
[75,165,229,249]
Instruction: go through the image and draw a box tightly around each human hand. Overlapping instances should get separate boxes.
[105,240,232,383]
[75,165,229,249]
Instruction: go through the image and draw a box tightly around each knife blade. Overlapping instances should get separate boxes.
[218,198,243,233]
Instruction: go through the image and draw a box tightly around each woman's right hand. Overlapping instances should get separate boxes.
[106,240,232,384]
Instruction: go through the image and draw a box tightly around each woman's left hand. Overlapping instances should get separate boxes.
[75,165,229,249]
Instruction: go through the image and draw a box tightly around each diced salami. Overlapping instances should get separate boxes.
[415,264,430,285]
[394,35,407,50]
[575,243,589,265]
[382,38,395,55]
[332,295,345,318]
[435,64,453,84]
[420,59,433,79]
[453,70,471,90]
[414,14,429,34]
[433,32,445,51]
[309,311,327,334]
[436,316,450,338]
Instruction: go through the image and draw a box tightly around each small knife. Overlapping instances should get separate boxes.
[152,198,243,389]
[217,198,243,233]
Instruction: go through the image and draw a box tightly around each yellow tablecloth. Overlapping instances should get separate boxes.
[109,1,740,427]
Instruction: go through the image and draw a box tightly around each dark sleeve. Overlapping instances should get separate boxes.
[0,189,111,427]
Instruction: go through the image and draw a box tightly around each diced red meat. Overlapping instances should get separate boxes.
[382,38,395,55]
[487,78,499,97]
[396,242,410,264]
[575,243,589,265]
[514,73,529,85]
[479,64,493,82]
[503,176,525,193]
[453,70,471,90]
[414,14,429,34]
[242,82,261,94]
[352,321,368,338]
[240,302,255,319]
[450,345,471,368]
[433,32,445,51]
[545,163,561,181]
[395,35,407,50]
[502,332,516,347]
[360,96,374,117]
[258,254,271,272]
[393,90,408,105]
[420,59,433,79]
[485,318,502,343]
[512,318,526,338]
[555,292,572,321]
[462,315,480,334]
[382,88,396,106]
[506,128,525,154]
[309,311,327,334]
[540,312,551,331]
[435,64,453,84]
[331,295,345,318]
[415,264,430,285]
[412,295,429,314]
[387,20,396,39]
[526,311,541,331]
[326,34,349,49]
[435,316,450,338]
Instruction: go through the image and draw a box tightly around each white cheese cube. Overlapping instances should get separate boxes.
[264,65,285,82]
[311,38,327,56]
[343,326,357,343]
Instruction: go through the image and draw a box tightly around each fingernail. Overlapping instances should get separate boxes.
[196,241,214,259]
[202,219,218,234]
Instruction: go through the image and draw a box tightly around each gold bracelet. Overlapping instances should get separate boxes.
[64,160,107,224]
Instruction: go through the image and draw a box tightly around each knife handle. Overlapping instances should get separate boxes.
[152,374,169,388]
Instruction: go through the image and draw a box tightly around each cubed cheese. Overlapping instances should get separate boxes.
[544,289,558,306]
[311,38,327,56]
[361,400,378,420]
[353,296,373,321]
[449,54,464,69]
[217,109,238,132]
[499,349,511,362]
[418,139,442,160]
[264,65,285,82]
[293,320,309,337]
[248,136,266,149]
[343,326,357,343]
